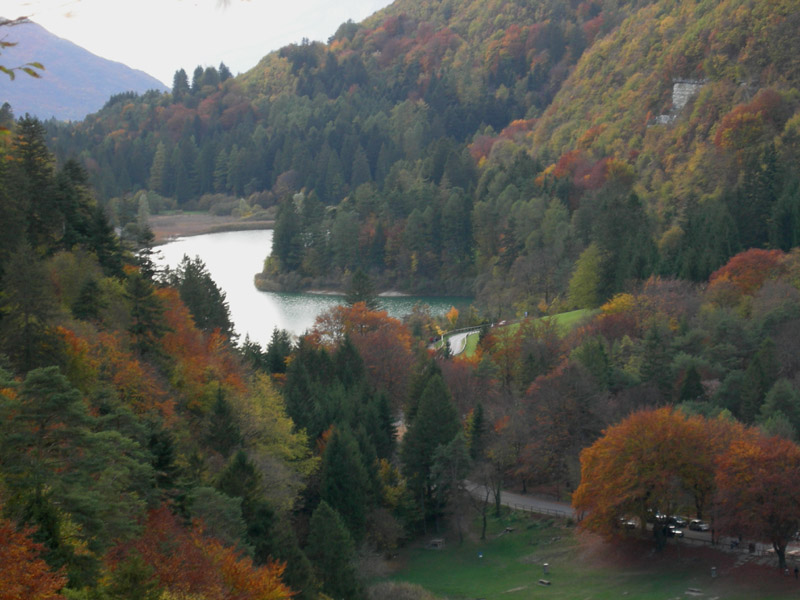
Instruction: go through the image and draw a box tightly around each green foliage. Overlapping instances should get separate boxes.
[345,268,379,310]
[320,426,371,543]
[306,501,362,600]
[165,255,234,339]
[567,243,607,309]
[401,373,460,519]
[0,367,154,585]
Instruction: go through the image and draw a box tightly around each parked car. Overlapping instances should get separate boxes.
[689,519,710,531]
[669,516,688,528]
[666,524,684,538]
[618,517,637,529]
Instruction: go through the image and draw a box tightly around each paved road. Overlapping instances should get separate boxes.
[448,331,477,356]
[465,482,578,519]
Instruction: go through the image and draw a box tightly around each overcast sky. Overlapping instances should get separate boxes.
[5,0,392,87]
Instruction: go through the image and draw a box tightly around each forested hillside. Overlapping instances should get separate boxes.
[7,114,800,592]
[41,0,800,306]
[5,0,800,589]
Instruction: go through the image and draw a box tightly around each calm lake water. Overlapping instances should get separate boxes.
[155,229,471,347]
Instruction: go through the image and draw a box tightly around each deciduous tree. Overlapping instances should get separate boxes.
[572,408,745,538]
[0,514,66,600]
[715,434,800,569]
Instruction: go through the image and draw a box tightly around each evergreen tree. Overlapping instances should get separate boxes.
[406,358,442,423]
[306,501,362,600]
[71,278,106,321]
[320,426,370,542]
[168,255,234,338]
[739,338,780,423]
[264,328,293,374]
[125,268,167,358]
[171,68,190,101]
[219,62,232,82]
[679,365,705,402]
[401,374,460,518]
[467,403,486,460]
[246,503,317,600]
[272,198,304,271]
[216,450,262,519]
[88,204,125,278]
[333,335,367,390]
[0,243,60,372]
[345,268,379,310]
[759,379,800,434]
[11,116,60,252]
[0,367,154,585]
[206,387,242,458]
[191,65,204,94]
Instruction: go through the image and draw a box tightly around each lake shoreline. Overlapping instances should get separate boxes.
[149,213,274,245]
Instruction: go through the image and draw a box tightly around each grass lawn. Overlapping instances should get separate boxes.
[447,309,594,358]
[377,510,800,599]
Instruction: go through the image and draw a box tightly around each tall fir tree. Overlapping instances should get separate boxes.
[306,501,362,600]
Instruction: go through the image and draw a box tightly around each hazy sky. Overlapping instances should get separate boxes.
[4,0,392,87]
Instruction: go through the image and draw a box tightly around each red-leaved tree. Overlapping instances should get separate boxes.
[715,434,800,570]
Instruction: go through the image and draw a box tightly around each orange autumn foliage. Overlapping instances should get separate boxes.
[92,331,175,421]
[108,506,293,600]
[0,517,67,600]
[309,302,415,408]
[708,248,786,295]
[155,288,245,412]
[715,434,800,566]
[572,407,748,537]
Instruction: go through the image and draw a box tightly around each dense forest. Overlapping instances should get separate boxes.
[5,112,800,596]
[40,0,800,309]
[5,0,800,597]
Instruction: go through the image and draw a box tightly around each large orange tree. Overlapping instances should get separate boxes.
[572,408,745,537]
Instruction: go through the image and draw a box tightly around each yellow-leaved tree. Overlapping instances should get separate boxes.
[229,373,319,510]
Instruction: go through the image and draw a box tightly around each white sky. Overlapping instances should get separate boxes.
[4,0,392,87]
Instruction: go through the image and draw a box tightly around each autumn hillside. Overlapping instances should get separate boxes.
[6,91,800,600]
[36,0,798,306]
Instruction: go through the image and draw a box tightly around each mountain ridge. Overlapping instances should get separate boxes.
[0,19,168,121]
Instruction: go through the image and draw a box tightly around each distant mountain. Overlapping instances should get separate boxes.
[0,20,168,121]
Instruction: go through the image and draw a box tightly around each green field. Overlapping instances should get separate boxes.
[376,511,797,600]
[446,309,594,358]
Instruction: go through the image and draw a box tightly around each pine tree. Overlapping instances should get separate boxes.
[345,268,379,310]
[169,255,234,338]
[320,426,370,543]
[171,68,190,101]
[125,268,167,358]
[306,501,362,600]
[0,244,59,372]
[206,387,242,458]
[401,374,460,516]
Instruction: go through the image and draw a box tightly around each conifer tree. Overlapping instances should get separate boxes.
[345,268,379,310]
[206,387,242,458]
[320,426,370,543]
[401,374,460,517]
[306,501,362,600]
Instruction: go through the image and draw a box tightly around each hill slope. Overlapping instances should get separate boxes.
[0,20,168,121]
[44,0,800,307]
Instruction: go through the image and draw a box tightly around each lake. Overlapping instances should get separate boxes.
[155,229,471,347]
